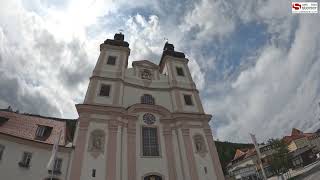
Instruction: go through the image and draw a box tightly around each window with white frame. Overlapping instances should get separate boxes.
[142,127,159,156]
[19,152,32,168]
[53,158,63,173]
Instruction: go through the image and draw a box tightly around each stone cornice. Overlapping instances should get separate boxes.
[89,75,199,93]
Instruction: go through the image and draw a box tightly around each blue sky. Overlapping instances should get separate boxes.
[0,0,320,142]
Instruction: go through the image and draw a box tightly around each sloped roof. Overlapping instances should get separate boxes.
[233,149,246,160]
[232,148,257,162]
[0,110,75,146]
[283,128,316,144]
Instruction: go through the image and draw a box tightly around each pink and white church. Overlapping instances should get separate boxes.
[69,33,225,180]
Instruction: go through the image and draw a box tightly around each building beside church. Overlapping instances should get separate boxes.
[0,33,224,180]
[0,108,75,180]
[227,128,320,179]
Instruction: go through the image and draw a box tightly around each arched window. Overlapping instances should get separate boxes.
[144,175,162,180]
[141,94,155,105]
[193,134,207,154]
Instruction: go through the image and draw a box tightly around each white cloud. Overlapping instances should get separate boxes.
[210,14,320,142]
[180,0,235,40]
[125,14,164,63]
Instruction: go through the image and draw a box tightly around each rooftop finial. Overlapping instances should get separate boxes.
[114,30,124,41]
[119,29,124,34]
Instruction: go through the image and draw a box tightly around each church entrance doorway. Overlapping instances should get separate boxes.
[144,175,162,180]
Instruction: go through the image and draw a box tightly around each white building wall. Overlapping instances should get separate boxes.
[0,137,71,180]
[190,128,217,180]
[122,85,174,111]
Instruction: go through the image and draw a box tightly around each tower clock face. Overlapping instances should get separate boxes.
[143,113,156,125]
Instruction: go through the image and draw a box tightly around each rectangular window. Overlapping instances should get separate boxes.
[176,67,185,76]
[99,84,111,97]
[106,56,116,65]
[48,158,62,174]
[92,169,96,177]
[142,127,159,156]
[184,95,193,105]
[0,145,4,160]
[53,158,62,172]
[19,152,32,168]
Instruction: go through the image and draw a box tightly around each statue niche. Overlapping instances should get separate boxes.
[88,130,105,158]
[193,134,207,157]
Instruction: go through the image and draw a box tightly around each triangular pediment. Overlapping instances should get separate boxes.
[132,60,159,69]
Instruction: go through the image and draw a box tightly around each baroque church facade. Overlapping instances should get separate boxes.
[69,33,224,180]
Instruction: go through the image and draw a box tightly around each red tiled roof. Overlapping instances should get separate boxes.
[244,148,257,158]
[0,110,68,146]
[232,148,257,162]
[233,149,246,160]
[282,128,316,144]
[291,128,303,136]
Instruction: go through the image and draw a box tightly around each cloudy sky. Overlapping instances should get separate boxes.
[0,0,320,142]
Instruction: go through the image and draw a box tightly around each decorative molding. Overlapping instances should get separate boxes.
[182,128,199,180]
[127,117,137,180]
[163,128,177,180]
[205,133,225,180]
[181,128,190,136]
[69,119,89,180]
[89,76,199,93]
[106,123,118,180]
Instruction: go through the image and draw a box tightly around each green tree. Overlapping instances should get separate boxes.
[268,139,291,175]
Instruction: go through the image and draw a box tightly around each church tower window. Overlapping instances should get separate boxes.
[183,95,193,105]
[106,56,116,65]
[141,94,155,105]
[176,67,185,76]
[99,84,111,97]
[142,127,159,156]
